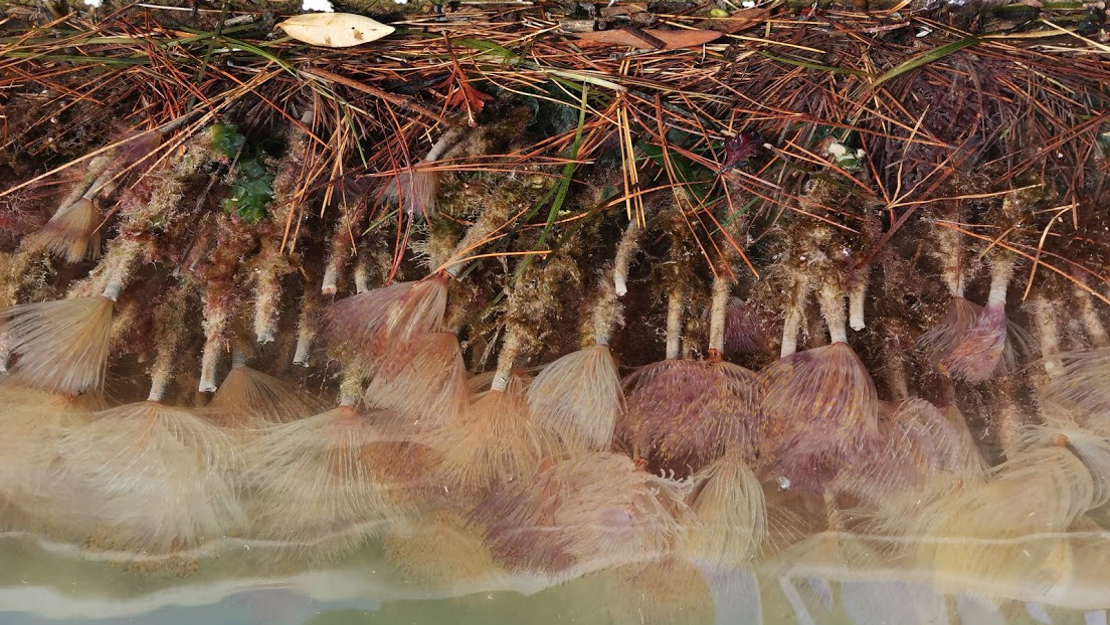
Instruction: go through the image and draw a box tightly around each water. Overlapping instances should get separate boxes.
[3,379,1109,623]
[3,397,1110,624]
[1,327,1107,624]
[3,526,1109,624]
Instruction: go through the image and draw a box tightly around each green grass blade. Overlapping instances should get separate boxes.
[0,51,150,65]
[869,36,981,90]
[484,85,590,310]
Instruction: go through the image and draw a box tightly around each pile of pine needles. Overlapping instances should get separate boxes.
[2,0,1107,292]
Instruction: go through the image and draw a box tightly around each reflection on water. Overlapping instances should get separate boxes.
[2,526,1110,624]
[1,349,1110,624]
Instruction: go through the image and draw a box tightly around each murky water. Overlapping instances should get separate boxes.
[3,525,1109,624]
[3,350,1109,625]
[4,376,1110,623]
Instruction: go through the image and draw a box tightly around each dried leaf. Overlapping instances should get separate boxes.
[600,3,647,17]
[277,13,395,48]
[575,28,721,50]
[703,8,770,34]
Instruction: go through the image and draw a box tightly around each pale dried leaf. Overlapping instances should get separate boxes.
[278,13,395,48]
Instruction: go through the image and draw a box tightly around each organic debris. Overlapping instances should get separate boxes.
[0,0,1109,605]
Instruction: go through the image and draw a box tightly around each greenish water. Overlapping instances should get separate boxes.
[4,531,1109,624]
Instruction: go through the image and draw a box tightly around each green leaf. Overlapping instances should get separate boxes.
[209,123,245,157]
[234,202,267,223]
[455,38,521,63]
[238,158,266,178]
[216,133,275,224]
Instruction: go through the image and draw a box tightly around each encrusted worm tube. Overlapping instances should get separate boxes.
[322,205,358,295]
[294,279,320,367]
[708,273,730,355]
[665,287,684,360]
[1032,295,1063,377]
[819,282,848,344]
[490,324,523,394]
[591,277,623,347]
[613,219,642,297]
[848,266,869,331]
[1075,282,1109,348]
[254,107,314,343]
[780,277,812,357]
[147,286,189,402]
